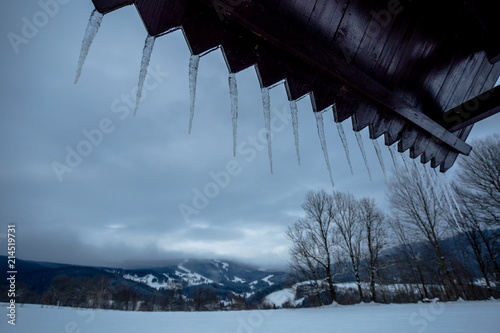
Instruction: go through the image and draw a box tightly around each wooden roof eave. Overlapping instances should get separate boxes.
[198,0,471,157]
[88,0,500,172]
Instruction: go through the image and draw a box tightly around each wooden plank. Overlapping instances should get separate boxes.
[443,52,485,112]
[352,103,380,132]
[439,126,473,172]
[255,43,288,88]
[398,125,419,152]
[383,117,406,145]
[432,56,493,169]
[92,0,133,14]
[277,0,318,27]
[464,0,500,63]
[390,20,432,108]
[349,0,396,77]
[221,24,259,73]
[306,0,349,47]
[444,87,500,132]
[334,89,361,123]
[182,0,223,55]
[254,0,281,13]
[135,0,187,36]
[329,0,373,63]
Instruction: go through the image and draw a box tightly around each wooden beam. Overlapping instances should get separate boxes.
[442,86,500,132]
[204,0,472,155]
[92,0,133,14]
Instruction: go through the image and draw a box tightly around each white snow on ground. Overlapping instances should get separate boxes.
[261,275,274,286]
[122,274,175,290]
[2,300,499,333]
[232,276,246,283]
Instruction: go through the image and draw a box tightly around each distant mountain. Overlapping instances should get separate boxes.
[0,257,290,304]
[102,258,290,298]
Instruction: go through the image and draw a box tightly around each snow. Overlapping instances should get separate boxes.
[229,73,239,157]
[232,276,246,283]
[3,300,499,333]
[289,100,301,166]
[261,87,273,174]
[212,259,229,271]
[355,131,372,181]
[315,111,334,186]
[264,288,304,307]
[176,264,214,286]
[336,121,353,174]
[188,54,200,134]
[261,275,274,286]
[133,35,155,116]
[122,274,176,290]
[74,10,103,84]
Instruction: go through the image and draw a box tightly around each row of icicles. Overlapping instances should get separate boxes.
[74,10,464,220]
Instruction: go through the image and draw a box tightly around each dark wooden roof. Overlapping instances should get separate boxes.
[91,0,500,172]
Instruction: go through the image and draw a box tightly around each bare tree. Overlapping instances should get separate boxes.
[454,135,500,279]
[288,234,326,306]
[448,194,498,296]
[389,217,430,300]
[332,191,365,301]
[456,134,500,226]
[387,160,459,300]
[286,190,338,303]
[359,197,386,302]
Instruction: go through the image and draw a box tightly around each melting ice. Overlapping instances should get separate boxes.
[372,139,387,181]
[74,10,104,84]
[261,87,273,174]
[336,122,353,174]
[188,54,200,134]
[229,73,239,157]
[290,100,301,166]
[133,35,155,116]
[315,111,334,187]
[355,131,372,181]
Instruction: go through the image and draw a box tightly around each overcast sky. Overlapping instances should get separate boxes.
[0,2,499,269]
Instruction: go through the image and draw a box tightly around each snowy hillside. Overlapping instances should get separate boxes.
[118,259,288,297]
[2,300,499,333]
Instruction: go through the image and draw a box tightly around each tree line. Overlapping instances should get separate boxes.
[286,135,500,305]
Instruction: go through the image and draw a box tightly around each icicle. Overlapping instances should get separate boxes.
[354,131,372,181]
[229,73,239,157]
[399,149,411,172]
[74,10,104,84]
[434,169,464,218]
[261,87,273,174]
[336,122,353,174]
[388,145,399,170]
[421,163,436,195]
[432,169,464,231]
[290,100,301,166]
[188,54,200,134]
[315,112,334,187]
[372,139,387,182]
[133,35,156,116]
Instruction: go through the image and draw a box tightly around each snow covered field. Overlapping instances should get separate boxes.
[2,300,499,333]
